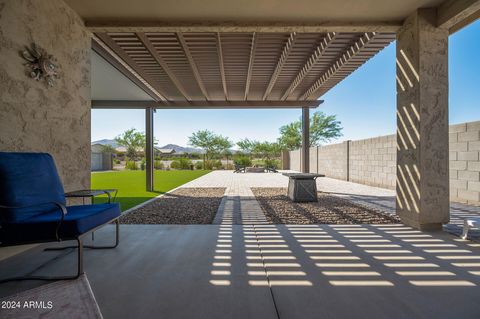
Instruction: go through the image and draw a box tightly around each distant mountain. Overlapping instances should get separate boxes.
[158,144,204,154]
[92,139,118,148]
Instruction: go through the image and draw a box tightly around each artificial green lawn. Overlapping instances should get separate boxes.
[91,170,211,211]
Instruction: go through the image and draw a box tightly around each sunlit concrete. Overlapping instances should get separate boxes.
[2,224,480,319]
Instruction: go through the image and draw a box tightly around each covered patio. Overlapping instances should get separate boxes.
[1,0,480,318]
[2,172,480,318]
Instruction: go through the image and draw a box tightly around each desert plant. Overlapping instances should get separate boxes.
[125,160,138,170]
[154,160,164,170]
[234,156,252,167]
[170,158,193,170]
[264,159,279,169]
[195,161,203,170]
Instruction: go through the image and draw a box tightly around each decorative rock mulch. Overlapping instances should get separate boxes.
[251,188,401,224]
[120,188,226,224]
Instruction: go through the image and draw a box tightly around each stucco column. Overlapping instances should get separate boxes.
[396,9,449,230]
[301,107,310,173]
[146,107,155,191]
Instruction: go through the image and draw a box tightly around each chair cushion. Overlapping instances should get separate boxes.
[0,152,66,223]
[0,203,120,245]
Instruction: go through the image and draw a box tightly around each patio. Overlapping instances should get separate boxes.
[1,172,480,318]
[2,0,480,318]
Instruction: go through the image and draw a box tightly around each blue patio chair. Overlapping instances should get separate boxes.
[0,152,121,283]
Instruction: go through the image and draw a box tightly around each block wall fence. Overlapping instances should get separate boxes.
[285,120,480,206]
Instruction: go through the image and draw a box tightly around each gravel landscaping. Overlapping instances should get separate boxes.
[120,188,225,224]
[252,188,400,224]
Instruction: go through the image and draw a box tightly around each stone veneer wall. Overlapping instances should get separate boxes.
[288,120,480,205]
[0,0,91,192]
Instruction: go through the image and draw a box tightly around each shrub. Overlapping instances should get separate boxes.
[140,158,146,170]
[264,159,279,168]
[125,161,138,170]
[170,158,193,170]
[195,161,203,170]
[234,156,252,167]
[224,163,234,170]
[154,160,164,170]
[114,159,121,164]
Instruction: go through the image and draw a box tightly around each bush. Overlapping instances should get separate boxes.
[114,159,121,164]
[264,159,279,168]
[234,156,252,167]
[154,160,164,170]
[224,163,234,170]
[170,158,193,170]
[140,158,146,170]
[195,161,203,170]
[125,161,138,170]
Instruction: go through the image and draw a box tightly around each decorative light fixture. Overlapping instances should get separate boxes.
[21,43,59,87]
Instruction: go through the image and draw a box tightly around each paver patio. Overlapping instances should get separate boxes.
[1,171,480,318]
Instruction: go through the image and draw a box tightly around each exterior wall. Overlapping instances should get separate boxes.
[91,152,113,171]
[349,135,396,189]
[0,0,91,192]
[289,149,301,171]
[287,120,480,205]
[316,142,348,180]
[450,121,480,205]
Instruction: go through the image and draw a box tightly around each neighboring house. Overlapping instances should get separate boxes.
[156,148,176,157]
[91,144,113,171]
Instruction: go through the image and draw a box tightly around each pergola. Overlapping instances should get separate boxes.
[66,0,480,230]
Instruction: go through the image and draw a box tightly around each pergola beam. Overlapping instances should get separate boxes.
[263,32,297,100]
[95,33,168,102]
[91,38,162,102]
[437,0,480,31]
[136,33,191,100]
[244,32,256,100]
[176,33,211,100]
[91,100,323,109]
[281,32,336,100]
[85,21,402,33]
[301,32,376,100]
[216,33,229,100]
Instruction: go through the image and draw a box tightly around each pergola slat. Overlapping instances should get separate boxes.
[136,33,191,101]
[94,31,395,105]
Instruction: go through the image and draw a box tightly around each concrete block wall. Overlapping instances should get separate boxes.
[316,142,348,180]
[349,134,396,189]
[287,120,480,205]
[449,121,480,205]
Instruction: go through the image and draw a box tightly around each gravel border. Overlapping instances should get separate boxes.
[120,188,226,224]
[252,187,401,224]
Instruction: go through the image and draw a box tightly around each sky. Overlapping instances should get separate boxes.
[91,20,480,147]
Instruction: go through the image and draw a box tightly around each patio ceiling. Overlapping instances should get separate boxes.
[92,31,395,107]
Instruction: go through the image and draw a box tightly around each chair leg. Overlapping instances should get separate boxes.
[461,220,470,240]
[45,220,120,251]
[0,238,84,283]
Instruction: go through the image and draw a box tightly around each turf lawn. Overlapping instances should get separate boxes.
[91,170,211,211]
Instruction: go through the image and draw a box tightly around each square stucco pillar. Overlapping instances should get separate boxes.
[396,9,449,230]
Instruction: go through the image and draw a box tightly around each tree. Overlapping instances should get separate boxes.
[100,144,117,154]
[237,138,255,154]
[115,128,146,160]
[188,130,233,168]
[278,111,342,150]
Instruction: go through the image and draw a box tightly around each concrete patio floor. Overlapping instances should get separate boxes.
[1,171,480,318]
[1,224,480,319]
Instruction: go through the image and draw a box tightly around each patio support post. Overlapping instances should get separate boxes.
[146,107,154,192]
[395,8,449,230]
[301,107,310,173]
